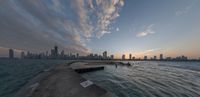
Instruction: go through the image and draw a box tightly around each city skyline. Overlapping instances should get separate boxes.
[0,0,200,59]
[3,46,199,61]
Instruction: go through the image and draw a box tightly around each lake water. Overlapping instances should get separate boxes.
[0,59,67,97]
[1,60,200,97]
[82,61,200,97]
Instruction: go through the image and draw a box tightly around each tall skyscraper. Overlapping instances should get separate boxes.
[76,53,79,59]
[51,46,59,58]
[110,55,114,59]
[122,54,125,60]
[160,54,163,60]
[103,51,107,59]
[129,54,132,60]
[9,49,14,59]
[54,46,58,56]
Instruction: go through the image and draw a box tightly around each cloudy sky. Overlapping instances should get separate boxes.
[0,0,200,59]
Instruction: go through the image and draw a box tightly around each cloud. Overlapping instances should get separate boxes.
[137,24,155,37]
[134,48,163,56]
[116,27,120,31]
[175,4,193,16]
[0,0,124,55]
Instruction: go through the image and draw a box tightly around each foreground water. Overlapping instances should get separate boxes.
[82,61,200,97]
[1,60,200,97]
[0,59,67,97]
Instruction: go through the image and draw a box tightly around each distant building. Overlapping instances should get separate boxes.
[70,52,73,57]
[61,50,65,58]
[175,55,188,61]
[27,51,31,58]
[110,55,114,59]
[160,54,163,60]
[76,53,79,59]
[21,52,25,59]
[103,51,107,59]
[51,46,59,58]
[94,54,99,59]
[54,46,58,56]
[166,57,171,60]
[129,54,132,60]
[51,49,54,56]
[181,55,188,60]
[9,49,14,59]
[144,56,147,60]
[45,51,49,56]
[132,57,135,60]
[154,56,157,60]
[122,54,125,60]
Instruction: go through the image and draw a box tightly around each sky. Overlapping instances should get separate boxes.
[0,0,200,59]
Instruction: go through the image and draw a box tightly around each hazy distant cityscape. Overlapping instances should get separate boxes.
[2,46,199,61]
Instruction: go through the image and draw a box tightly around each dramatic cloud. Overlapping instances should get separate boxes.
[137,24,155,37]
[0,0,124,55]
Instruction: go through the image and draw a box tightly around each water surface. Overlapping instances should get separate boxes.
[0,59,66,97]
[82,61,200,97]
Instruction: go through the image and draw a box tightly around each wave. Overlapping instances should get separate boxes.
[82,61,200,97]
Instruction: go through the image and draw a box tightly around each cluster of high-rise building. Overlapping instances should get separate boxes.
[6,46,200,61]
[120,53,190,61]
[8,46,114,60]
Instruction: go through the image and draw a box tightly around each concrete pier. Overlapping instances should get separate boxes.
[14,62,117,97]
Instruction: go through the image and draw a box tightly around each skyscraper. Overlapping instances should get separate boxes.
[103,51,107,59]
[122,54,125,60]
[76,53,79,59]
[110,55,114,59]
[9,49,14,59]
[54,46,58,57]
[154,56,157,60]
[129,54,132,60]
[61,50,65,58]
[160,54,163,60]
[144,56,147,60]
[51,46,59,58]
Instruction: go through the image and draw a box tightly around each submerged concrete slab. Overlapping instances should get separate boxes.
[74,66,104,73]
[70,62,105,73]
[14,62,117,97]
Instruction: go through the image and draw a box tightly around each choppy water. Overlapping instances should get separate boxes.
[82,61,200,97]
[0,59,67,97]
[1,60,200,97]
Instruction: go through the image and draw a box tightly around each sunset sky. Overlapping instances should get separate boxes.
[0,0,200,59]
